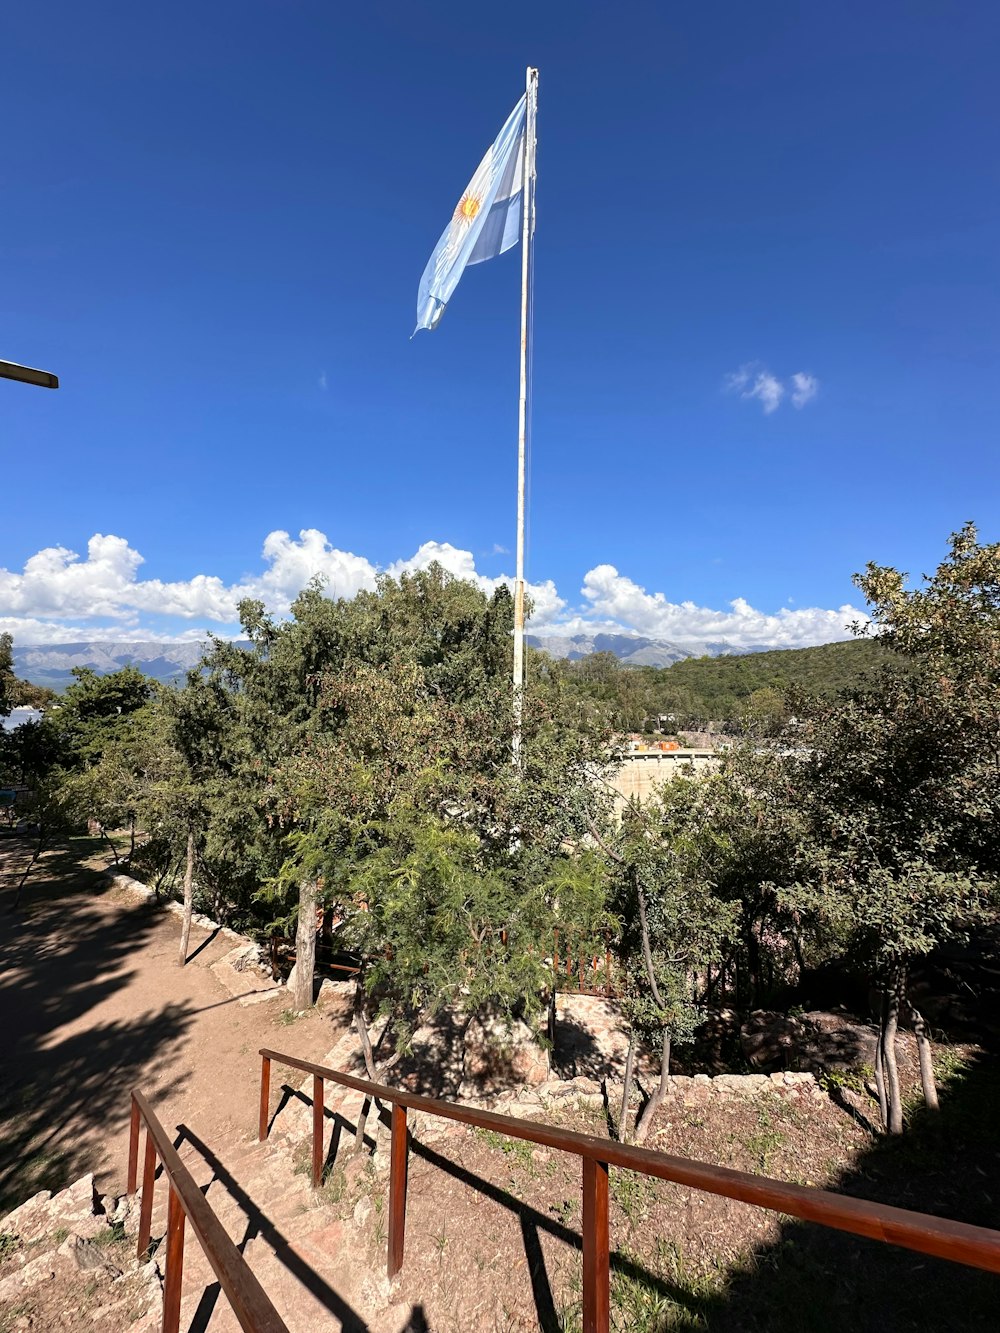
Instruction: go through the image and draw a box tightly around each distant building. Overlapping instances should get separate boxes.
[608,747,717,808]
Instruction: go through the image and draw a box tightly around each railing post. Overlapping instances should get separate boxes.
[312,1074,324,1187]
[387,1102,408,1279]
[162,1184,186,1333]
[127,1095,141,1194]
[582,1157,609,1333]
[259,1055,271,1142]
[137,1130,156,1259]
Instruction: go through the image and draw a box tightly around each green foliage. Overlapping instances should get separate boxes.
[777,526,1000,991]
[560,637,892,734]
[608,779,743,1052]
[0,634,15,718]
[654,638,893,728]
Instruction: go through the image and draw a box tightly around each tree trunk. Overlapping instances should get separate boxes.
[128,815,136,861]
[353,979,378,1151]
[291,878,318,1010]
[99,826,119,867]
[11,828,46,912]
[177,829,195,967]
[881,970,904,1134]
[633,1030,671,1146]
[617,1029,637,1142]
[354,976,378,1080]
[911,1005,940,1112]
[874,996,888,1131]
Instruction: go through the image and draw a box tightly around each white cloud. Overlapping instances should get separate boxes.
[790,371,819,408]
[318,371,328,391]
[0,532,861,651]
[564,565,864,650]
[725,363,784,414]
[726,364,819,415]
[0,531,564,643]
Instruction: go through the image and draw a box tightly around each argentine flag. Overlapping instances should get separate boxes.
[415,95,527,334]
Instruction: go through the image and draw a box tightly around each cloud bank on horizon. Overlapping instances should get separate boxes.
[0,530,864,651]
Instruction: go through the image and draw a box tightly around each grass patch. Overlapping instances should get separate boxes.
[0,1302,33,1333]
[473,1127,535,1171]
[92,1220,127,1248]
[319,1165,347,1206]
[610,1168,658,1225]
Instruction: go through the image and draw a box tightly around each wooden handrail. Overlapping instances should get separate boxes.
[128,1089,289,1333]
[259,1046,1000,1333]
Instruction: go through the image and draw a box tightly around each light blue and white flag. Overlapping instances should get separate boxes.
[414,95,527,334]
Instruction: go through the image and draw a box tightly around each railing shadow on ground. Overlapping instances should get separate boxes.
[175,1122,431,1333]
[268,1081,712,1332]
[692,1049,1000,1332]
[263,1049,1000,1333]
[0,838,194,1211]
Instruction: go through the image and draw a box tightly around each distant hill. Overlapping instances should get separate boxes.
[16,632,768,690]
[13,634,884,707]
[527,631,693,667]
[12,640,210,691]
[647,637,892,723]
[527,631,767,668]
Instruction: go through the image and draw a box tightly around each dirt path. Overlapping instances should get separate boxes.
[0,836,352,1213]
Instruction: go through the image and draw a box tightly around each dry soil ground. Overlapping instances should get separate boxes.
[0,835,352,1214]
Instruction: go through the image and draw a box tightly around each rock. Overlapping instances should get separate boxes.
[552,994,634,1081]
[0,1248,62,1303]
[713,1074,771,1095]
[462,1015,549,1094]
[57,1235,121,1277]
[352,1196,372,1228]
[740,1010,878,1073]
[0,1190,53,1245]
[228,943,263,973]
[90,1296,135,1323]
[0,1175,100,1249]
[566,1075,602,1096]
[317,979,356,1003]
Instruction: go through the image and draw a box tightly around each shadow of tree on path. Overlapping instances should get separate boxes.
[0,839,193,1211]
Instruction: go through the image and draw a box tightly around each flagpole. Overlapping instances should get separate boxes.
[512,66,537,768]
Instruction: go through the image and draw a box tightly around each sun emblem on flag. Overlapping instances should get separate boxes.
[455,193,482,223]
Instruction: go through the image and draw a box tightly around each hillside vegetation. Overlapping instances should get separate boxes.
[652,636,892,725]
[561,636,894,732]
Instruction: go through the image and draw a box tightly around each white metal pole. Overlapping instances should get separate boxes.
[512,66,537,768]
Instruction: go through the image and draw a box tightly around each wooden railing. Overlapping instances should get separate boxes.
[127,1089,289,1333]
[259,1047,1000,1333]
[552,927,615,997]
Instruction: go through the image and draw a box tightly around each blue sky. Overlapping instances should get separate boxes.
[3,1,998,648]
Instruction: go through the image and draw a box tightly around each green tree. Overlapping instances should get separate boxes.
[256,566,613,1048]
[783,525,1000,1132]
[0,634,15,718]
[54,668,157,862]
[595,780,741,1143]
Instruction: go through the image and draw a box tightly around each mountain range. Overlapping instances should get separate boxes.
[13,633,769,690]
[525,632,763,668]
